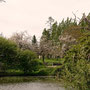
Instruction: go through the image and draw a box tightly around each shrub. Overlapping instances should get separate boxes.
[0,37,18,70]
[18,50,37,74]
[58,33,90,90]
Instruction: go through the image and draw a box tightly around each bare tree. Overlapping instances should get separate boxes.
[59,33,76,58]
[39,35,52,63]
[39,35,61,62]
[9,31,32,50]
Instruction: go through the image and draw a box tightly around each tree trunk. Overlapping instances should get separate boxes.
[42,55,45,64]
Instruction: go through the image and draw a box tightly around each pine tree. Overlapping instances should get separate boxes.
[32,35,37,44]
[47,17,54,34]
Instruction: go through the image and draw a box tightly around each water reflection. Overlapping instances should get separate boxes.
[0,82,65,90]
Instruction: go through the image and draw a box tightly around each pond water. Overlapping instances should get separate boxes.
[0,81,65,90]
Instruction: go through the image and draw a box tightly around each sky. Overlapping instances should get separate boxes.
[0,0,90,40]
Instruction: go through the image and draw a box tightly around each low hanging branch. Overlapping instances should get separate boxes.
[0,0,6,2]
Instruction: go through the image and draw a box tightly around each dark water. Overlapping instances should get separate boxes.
[0,81,65,90]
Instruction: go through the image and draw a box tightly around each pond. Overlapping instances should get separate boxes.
[0,77,65,90]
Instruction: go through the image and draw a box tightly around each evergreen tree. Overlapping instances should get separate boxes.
[51,22,58,40]
[32,35,37,44]
[42,28,50,40]
[47,17,54,34]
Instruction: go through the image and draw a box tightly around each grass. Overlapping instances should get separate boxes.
[0,59,61,78]
[37,58,62,66]
[0,76,56,84]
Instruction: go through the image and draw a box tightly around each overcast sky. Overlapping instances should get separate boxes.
[0,0,90,39]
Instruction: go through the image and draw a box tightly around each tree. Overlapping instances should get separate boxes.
[18,50,36,74]
[42,28,50,40]
[47,17,54,34]
[32,35,37,44]
[0,37,18,69]
[40,35,52,63]
[58,33,90,90]
[31,35,39,54]
[51,22,58,40]
[9,31,32,50]
[40,28,52,62]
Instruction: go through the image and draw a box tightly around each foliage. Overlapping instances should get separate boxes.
[10,31,32,50]
[0,13,90,90]
[29,60,43,72]
[40,17,79,59]
[35,67,55,76]
[0,36,38,75]
[31,35,39,54]
[32,35,37,44]
[0,37,18,69]
[58,33,90,90]
[18,50,37,73]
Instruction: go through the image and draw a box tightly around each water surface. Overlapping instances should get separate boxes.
[0,81,65,90]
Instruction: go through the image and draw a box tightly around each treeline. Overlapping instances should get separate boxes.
[0,13,90,89]
[0,35,41,75]
[40,13,90,60]
[40,13,90,90]
[57,34,90,90]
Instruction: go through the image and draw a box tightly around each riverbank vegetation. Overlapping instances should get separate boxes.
[0,13,90,90]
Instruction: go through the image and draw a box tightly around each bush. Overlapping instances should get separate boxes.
[29,60,44,72]
[37,68,48,76]
[18,50,37,73]
[58,33,90,90]
[0,37,18,70]
[34,67,56,76]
